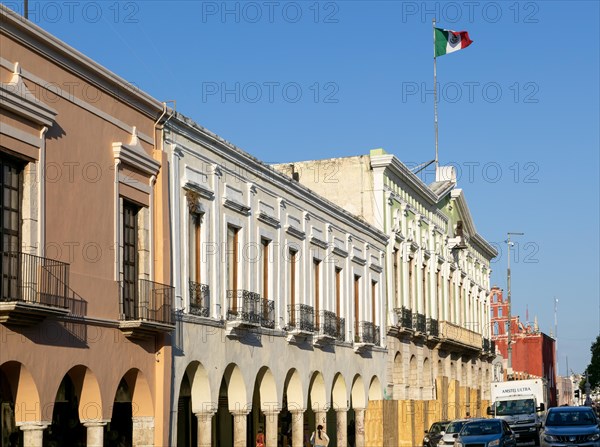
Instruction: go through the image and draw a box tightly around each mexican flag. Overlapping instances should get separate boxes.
[435,28,473,57]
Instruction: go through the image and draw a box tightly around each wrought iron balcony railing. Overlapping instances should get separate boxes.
[120,278,174,325]
[413,312,426,333]
[427,317,439,337]
[317,310,345,342]
[287,304,314,332]
[226,290,274,329]
[394,306,412,329]
[189,280,210,317]
[357,321,380,346]
[490,339,496,353]
[483,337,490,352]
[1,251,69,308]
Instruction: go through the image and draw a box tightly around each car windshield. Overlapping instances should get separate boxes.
[494,399,535,416]
[545,410,597,426]
[446,421,466,434]
[461,421,501,436]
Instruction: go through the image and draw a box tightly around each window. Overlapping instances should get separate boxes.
[189,211,201,284]
[409,257,415,309]
[227,225,239,311]
[448,277,453,322]
[289,248,297,325]
[1,156,23,301]
[493,293,497,303]
[354,275,360,339]
[314,259,320,327]
[0,156,23,252]
[123,202,139,319]
[422,264,427,314]
[371,280,377,326]
[335,267,342,318]
[393,248,399,305]
[504,321,509,332]
[498,306,503,317]
[261,238,270,299]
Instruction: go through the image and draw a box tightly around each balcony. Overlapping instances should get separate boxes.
[426,317,439,338]
[412,312,427,335]
[482,337,496,357]
[314,310,345,345]
[391,306,413,336]
[286,304,314,343]
[354,321,380,352]
[189,280,210,317]
[225,290,274,336]
[438,320,483,353]
[119,278,175,339]
[0,251,70,326]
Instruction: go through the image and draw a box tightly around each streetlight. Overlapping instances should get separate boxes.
[507,232,524,374]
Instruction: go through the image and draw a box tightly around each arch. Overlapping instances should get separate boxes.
[351,375,366,409]
[0,361,42,423]
[309,372,327,413]
[256,367,278,412]
[283,369,304,412]
[368,376,383,401]
[408,355,418,388]
[423,357,432,387]
[224,363,249,411]
[66,365,103,423]
[185,362,213,413]
[121,368,153,417]
[331,373,347,410]
[393,352,403,384]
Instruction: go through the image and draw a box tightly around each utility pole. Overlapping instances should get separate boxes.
[24,0,28,19]
[507,232,524,375]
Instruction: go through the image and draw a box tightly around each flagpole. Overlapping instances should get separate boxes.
[433,18,439,171]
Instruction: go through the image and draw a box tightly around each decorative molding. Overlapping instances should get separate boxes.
[332,246,348,258]
[113,127,160,176]
[0,64,57,127]
[223,198,251,215]
[285,225,305,240]
[184,182,214,201]
[258,212,280,228]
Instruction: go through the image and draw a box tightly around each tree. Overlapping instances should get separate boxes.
[586,335,600,389]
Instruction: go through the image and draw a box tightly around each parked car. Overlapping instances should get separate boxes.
[540,406,600,447]
[455,418,517,447]
[438,418,484,446]
[423,421,450,447]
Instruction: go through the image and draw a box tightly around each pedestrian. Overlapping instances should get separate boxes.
[310,424,330,447]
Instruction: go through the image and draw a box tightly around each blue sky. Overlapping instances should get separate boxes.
[5,1,598,374]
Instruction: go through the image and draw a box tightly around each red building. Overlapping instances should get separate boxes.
[490,286,557,406]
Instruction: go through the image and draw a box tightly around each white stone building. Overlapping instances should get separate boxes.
[165,115,388,447]
[274,149,497,436]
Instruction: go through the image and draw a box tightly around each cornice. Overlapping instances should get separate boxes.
[0,5,163,117]
[166,116,388,247]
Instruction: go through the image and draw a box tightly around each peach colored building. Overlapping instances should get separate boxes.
[0,6,173,446]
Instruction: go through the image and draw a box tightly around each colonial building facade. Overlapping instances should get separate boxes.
[274,149,497,446]
[165,115,389,447]
[1,7,173,446]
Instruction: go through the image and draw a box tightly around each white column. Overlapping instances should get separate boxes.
[83,421,108,447]
[355,408,366,447]
[263,410,279,447]
[231,409,250,447]
[132,416,154,447]
[19,422,49,447]
[195,411,215,447]
[315,409,327,433]
[336,408,348,447]
[290,408,305,447]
